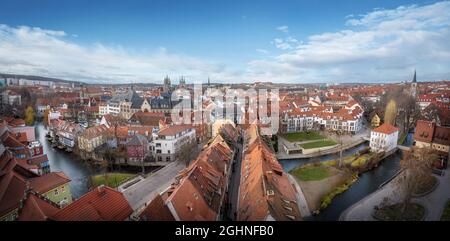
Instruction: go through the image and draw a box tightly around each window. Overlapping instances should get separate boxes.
[61,186,65,193]
[54,189,59,196]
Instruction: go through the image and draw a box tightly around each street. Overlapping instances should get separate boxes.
[122,161,186,213]
[225,141,243,220]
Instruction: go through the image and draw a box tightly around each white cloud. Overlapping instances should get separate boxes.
[256,49,269,54]
[0,24,241,83]
[276,25,289,33]
[1,1,450,84]
[252,1,450,83]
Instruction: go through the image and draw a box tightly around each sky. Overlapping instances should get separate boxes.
[0,0,449,84]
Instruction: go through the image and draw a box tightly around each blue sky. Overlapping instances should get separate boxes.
[0,0,449,84]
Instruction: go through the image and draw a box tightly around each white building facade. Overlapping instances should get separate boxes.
[370,123,399,153]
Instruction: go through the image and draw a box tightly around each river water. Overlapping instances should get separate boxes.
[36,119,405,219]
[35,122,98,198]
[280,142,403,221]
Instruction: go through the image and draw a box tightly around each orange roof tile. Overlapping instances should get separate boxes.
[51,186,132,221]
[373,123,399,135]
[17,192,60,221]
[29,172,70,194]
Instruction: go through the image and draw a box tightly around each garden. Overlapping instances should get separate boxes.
[91,173,137,188]
[300,139,337,149]
[281,131,325,142]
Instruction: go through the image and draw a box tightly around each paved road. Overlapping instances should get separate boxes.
[226,142,243,220]
[287,174,311,217]
[122,161,186,212]
[415,169,450,221]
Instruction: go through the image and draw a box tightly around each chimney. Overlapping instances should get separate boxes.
[97,185,106,194]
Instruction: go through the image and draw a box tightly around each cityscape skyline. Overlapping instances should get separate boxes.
[0,0,450,84]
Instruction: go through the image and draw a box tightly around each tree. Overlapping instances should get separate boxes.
[384,99,397,125]
[398,95,420,133]
[43,108,51,126]
[421,104,441,122]
[24,106,35,126]
[398,147,438,213]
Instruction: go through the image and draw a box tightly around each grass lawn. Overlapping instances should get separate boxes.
[350,155,369,167]
[291,165,330,181]
[91,173,136,188]
[300,140,337,149]
[441,200,450,221]
[281,131,325,142]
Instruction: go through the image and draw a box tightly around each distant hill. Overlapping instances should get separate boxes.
[0,73,165,86]
[0,73,84,85]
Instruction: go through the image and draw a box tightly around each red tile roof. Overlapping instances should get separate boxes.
[414,120,435,143]
[17,192,60,221]
[139,193,175,221]
[0,170,27,217]
[28,154,49,166]
[372,123,399,135]
[79,124,108,139]
[130,111,166,127]
[414,120,450,146]
[144,133,234,221]
[158,125,193,137]
[238,125,301,221]
[51,186,132,221]
[29,172,70,194]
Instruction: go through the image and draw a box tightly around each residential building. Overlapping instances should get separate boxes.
[285,104,364,134]
[29,172,72,207]
[369,123,399,153]
[126,134,149,166]
[28,154,51,175]
[51,185,133,221]
[107,90,143,119]
[237,125,301,221]
[414,120,450,155]
[28,141,43,157]
[77,124,108,153]
[17,192,61,221]
[151,125,196,163]
[55,121,83,149]
[0,151,71,221]
[140,133,235,221]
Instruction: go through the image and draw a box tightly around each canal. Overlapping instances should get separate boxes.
[279,142,402,221]
[36,122,99,198]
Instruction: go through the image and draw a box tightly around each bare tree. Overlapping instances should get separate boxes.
[421,104,441,122]
[398,147,438,213]
[398,95,421,133]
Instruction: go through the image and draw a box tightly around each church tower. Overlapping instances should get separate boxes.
[79,84,85,105]
[410,70,417,98]
[179,76,186,89]
[163,75,171,93]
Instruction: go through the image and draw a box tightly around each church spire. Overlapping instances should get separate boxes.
[412,70,417,83]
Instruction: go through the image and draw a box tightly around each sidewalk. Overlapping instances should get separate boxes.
[277,137,367,160]
[287,174,311,217]
[276,128,370,160]
[340,167,450,221]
